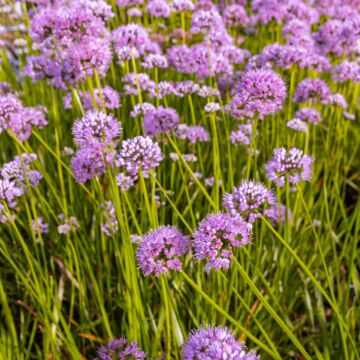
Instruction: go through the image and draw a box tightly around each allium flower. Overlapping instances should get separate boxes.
[230,124,252,146]
[71,146,110,183]
[97,337,146,360]
[175,81,200,97]
[223,4,249,27]
[343,112,355,120]
[286,118,308,132]
[197,85,220,98]
[147,0,171,18]
[130,102,156,118]
[26,1,112,89]
[117,0,143,8]
[293,78,331,104]
[230,69,286,120]
[167,45,192,74]
[204,177,222,188]
[169,153,197,162]
[101,201,119,236]
[116,136,163,177]
[294,108,322,125]
[170,0,195,12]
[127,7,143,17]
[112,23,150,62]
[0,94,47,141]
[72,110,121,148]
[0,94,23,132]
[1,153,42,190]
[123,73,156,95]
[142,53,168,69]
[143,106,179,136]
[57,214,79,235]
[175,124,209,143]
[191,9,224,34]
[223,180,276,223]
[204,102,221,113]
[219,46,251,65]
[193,213,250,271]
[282,19,310,41]
[136,225,190,276]
[183,326,260,360]
[251,0,285,25]
[31,217,49,236]
[324,93,348,109]
[116,172,137,191]
[0,179,23,211]
[265,148,314,187]
[332,61,360,83]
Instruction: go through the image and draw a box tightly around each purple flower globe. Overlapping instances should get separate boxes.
[182,326,260,360]
[265,147,314,187]
[137,225,190,276]
[223,180,276,223]
[230,69,286,120]
[116,136,163,177]
[193,213,250,271]
[97,337,146,360]
[72,110,121,148]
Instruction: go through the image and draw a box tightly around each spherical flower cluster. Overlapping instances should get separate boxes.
[0,179,23,212]
[136,225,190,276]
[332,61,360,83]
[193,213,250,271]
[175,124,209,144]
[170,0,195,12]
[72,110,121,148]
[143,106,179,136]
[286,118,308,132]
[293,78,331,104]
[230,124,252,146]
[0,153,42,191]
[57,214,80,235]
[223,180,276,223]
[130,103,156,118]
[251,0,286,25]
[112,23,152,63]
[191,9,224,34]
[147,0,171,18]
[204,102,221,113]
[223,5,249,27]
[183,326,260,360]
[101,201,119,236]
[31,217,49,237]
[71,145,111,183]
[324,93,348,109]
[71,110,121,183]
[116,136,163,178]
[265,147,314,187]
[141,53,168,69]
[230,69,286,120]
[294,108,322,125]
[117,0,144,8]
[97,337,146,359]
[123,73,156,96]
[312,19,359,56]
[25,0,112,88]
[0,94,47,141]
